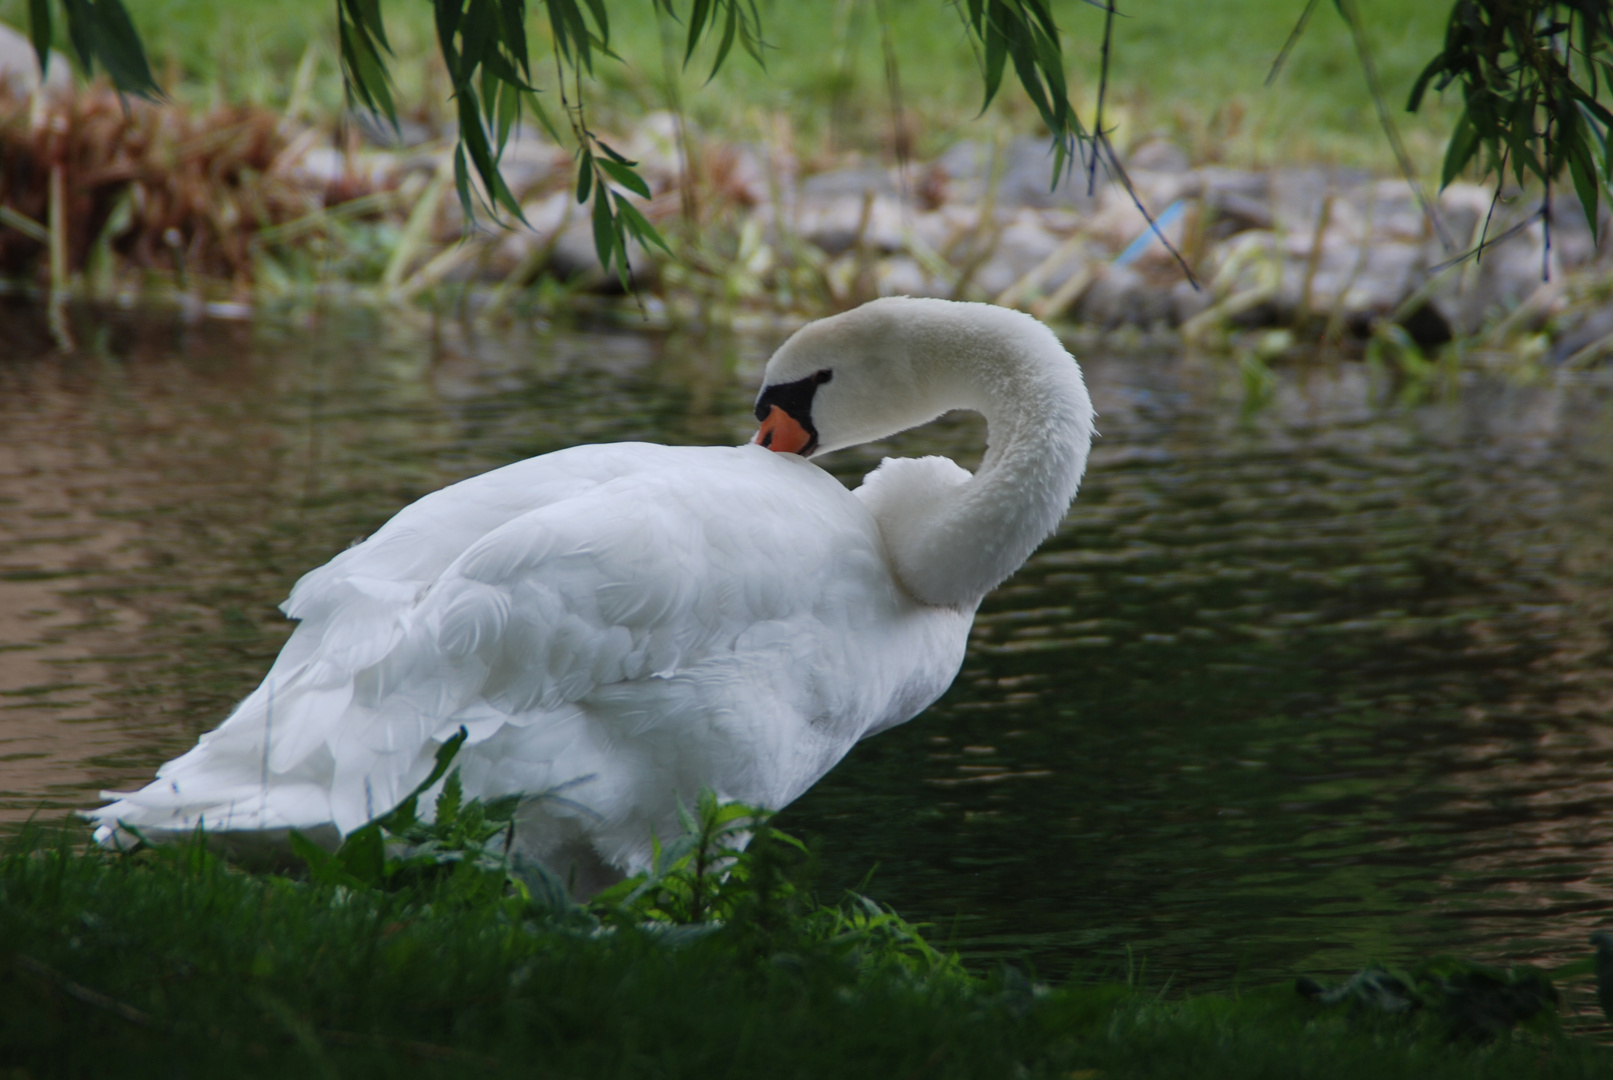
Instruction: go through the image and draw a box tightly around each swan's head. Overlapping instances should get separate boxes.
[753,297,970,457]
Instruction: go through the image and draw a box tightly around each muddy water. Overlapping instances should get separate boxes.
[2,300,1611,987]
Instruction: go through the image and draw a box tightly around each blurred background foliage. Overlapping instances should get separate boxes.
[1,0,1462,171]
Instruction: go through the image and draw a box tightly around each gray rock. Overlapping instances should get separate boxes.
[495,134,569,199]
[1205,190,1273,236]
[0,21,70,99]
[1075,265,1176,328]
[795,193,906,256]
[1267,167,1372,236]
[935,137,1105,211]
[1550,303,1613,363]
[1199,167,1269,201]
[1428,215,1549,336]
[1125,139,1191,175]
[1172,279,1213,325]
[799,167,898,198]
[1300,240,1424,320]
[968,218,1066,298]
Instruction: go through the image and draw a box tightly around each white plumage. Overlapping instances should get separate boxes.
[90,297,1094,892]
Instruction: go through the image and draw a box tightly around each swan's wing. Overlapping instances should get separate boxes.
[94,443,895,839]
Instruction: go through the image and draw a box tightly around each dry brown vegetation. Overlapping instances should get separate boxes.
[0,85,396,292]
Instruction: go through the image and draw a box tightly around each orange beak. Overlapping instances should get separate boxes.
[753,405,813,455]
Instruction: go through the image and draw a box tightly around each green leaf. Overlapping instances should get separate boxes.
[83,0,158,98]
[497,0,530,81]
[594,139,635,165]
[980,26,1006,114]
[576,151,594,204]
[335,823,386,886]
[436,769,464,827]
[374,726,470,834]
[1028,22,1069,112]
[435,0,465,81]
[480,48,535,92]
[1566,133,1601,242]
[1020,0,1060,44]
[453,144,474,225]
[350,0,391,53]
[709,1,739,83]
[599,158,651,198]
[1441,109,1480,188]
[685,0,713,66]
[1406,52,1445,114]
[339,3,398,127]
[737,0,766,67]
[496,79,520,154]
[1577,101,1612,184]
[592,187,618,272]
[616,199,672,254]
[461,0,495,87]
[26,0,50,80]
[60,0,97,75]
[480,62,499,128]
[289,829,364,889]
[547,0,594,71]
[579,0,611,50]
[456,88,527,221]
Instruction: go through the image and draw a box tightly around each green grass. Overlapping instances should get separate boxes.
[0,0,1458,171]
[2,814,1610,1080]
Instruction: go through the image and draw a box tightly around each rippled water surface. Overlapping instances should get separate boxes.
[3,301,1612,988]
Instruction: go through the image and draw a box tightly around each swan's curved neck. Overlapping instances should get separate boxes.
[859,308,1094,608]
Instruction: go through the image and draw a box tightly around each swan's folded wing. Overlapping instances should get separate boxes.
[280,443,655,626]
[311,449,875,831]
[99,444,883,839]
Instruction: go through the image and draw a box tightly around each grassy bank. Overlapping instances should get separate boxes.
[3,800,1611,1079]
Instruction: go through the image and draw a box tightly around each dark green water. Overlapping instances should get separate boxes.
[3,301,1612,988]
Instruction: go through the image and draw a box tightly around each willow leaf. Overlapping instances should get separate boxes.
[26,0,50,79]
[1441,109,1480,188]
[600,158,652,198]
[577,150,594,204]
[592,188,618,273]
[89,0,160,98]
[616,199,672,255]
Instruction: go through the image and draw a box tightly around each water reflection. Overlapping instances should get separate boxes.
[2,300,1611,987]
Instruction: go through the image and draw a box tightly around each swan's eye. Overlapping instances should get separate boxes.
[814,369,833,385]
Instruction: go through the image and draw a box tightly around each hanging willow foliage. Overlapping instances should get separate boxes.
[1409,0,1613,246]
[25,0,157,100]
[1270,0,1613,256]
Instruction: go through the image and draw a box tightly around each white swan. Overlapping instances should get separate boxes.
[88,297,1094,892]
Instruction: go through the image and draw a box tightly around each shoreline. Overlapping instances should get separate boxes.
[3,66,1608,371]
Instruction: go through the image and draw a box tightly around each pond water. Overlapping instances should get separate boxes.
[3,300,1612,990]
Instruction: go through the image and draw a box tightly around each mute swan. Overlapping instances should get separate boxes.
[89,297,1094,893]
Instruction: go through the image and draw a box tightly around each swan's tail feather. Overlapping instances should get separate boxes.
[86,776,338,848]
[84,650,346,853]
